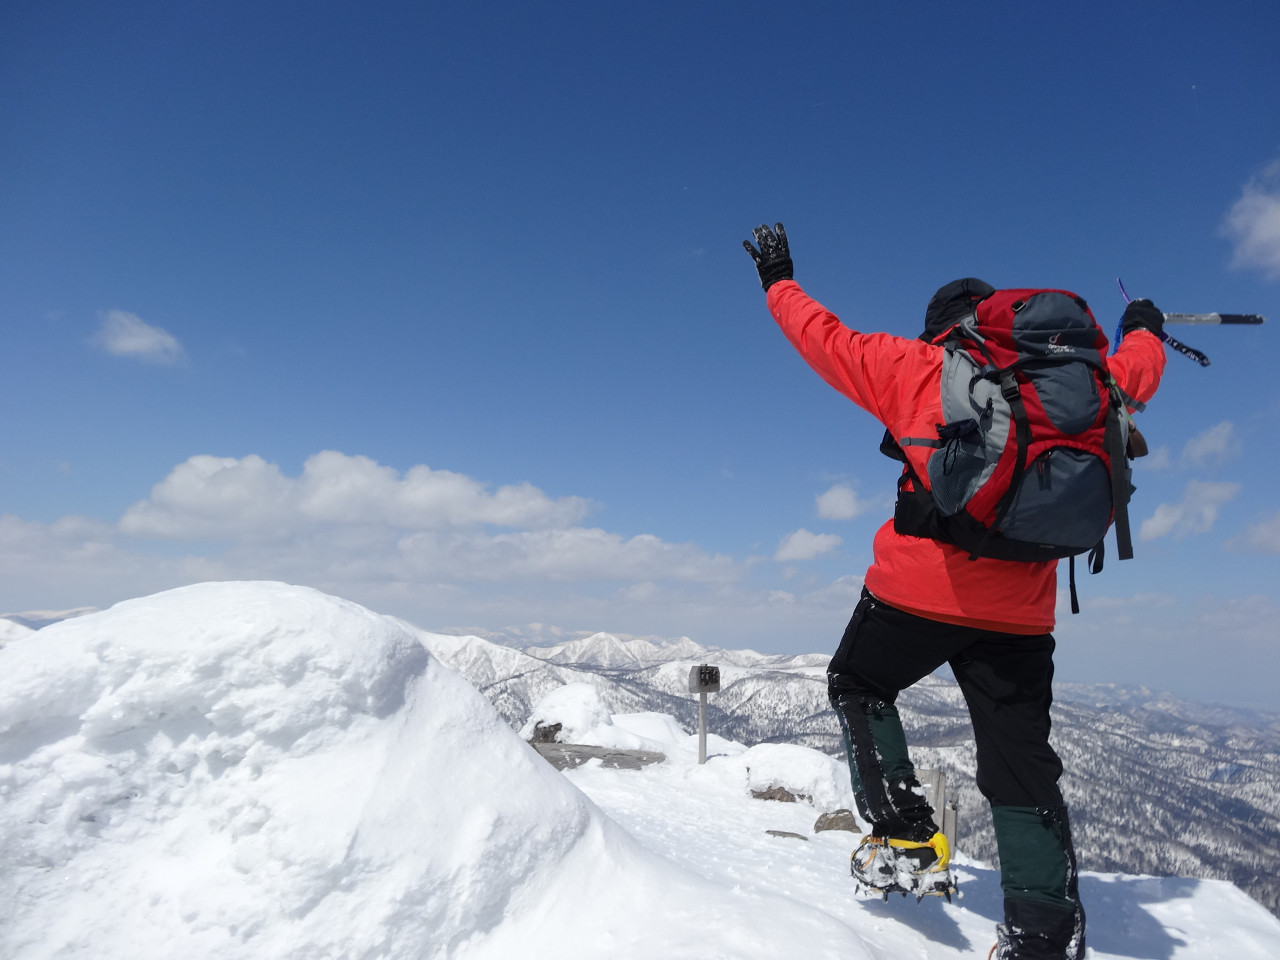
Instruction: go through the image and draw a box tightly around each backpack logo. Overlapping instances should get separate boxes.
[1045,332,1074,354]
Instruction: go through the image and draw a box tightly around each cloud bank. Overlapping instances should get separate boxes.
[0,451,876,648]
[114,452,732,585]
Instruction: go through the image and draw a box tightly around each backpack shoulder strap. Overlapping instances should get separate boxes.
[1105,398,1134,561]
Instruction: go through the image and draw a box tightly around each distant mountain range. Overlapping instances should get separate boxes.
[0,607,97,632]
[421,629,1280,919]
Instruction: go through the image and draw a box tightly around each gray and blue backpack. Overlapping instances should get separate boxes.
[883,286,1143,608]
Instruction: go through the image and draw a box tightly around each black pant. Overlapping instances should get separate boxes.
[829,588,1063,809]
[829,589,1084,958]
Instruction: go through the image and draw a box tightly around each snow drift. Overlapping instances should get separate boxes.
[0,616,35,646]
[0,581,873,960]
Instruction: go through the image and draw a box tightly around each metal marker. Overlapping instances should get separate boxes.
[687,663,721,764]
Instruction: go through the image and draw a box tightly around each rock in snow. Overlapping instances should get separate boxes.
[0,582,872,960]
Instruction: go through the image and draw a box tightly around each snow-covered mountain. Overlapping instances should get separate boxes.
[1,606,98,631]
[516,630,827,670]
[424,628,1280,920]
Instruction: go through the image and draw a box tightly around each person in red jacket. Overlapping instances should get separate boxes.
[743,223,1166,960]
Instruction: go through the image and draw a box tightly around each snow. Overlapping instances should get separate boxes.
[3,581,1278,959]
[519,682,616,744]
[0,616,35,646]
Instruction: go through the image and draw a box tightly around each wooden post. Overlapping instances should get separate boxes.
[916,768,958,852]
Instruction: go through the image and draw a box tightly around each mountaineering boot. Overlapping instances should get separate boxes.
[988,897,1085,960]
[850,830,954,902]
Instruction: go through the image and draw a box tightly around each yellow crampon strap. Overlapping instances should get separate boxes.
[886,830,951,870]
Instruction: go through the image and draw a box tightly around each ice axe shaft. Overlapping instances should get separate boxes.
[1163,312,1266,325]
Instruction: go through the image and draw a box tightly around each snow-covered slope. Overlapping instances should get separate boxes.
[432,628,1280,918]
[3,582,1278,959]
[0,582,875,959]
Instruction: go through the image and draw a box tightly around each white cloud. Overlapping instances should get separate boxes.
[1051,590,1280,708]
[1054,589,1178,623]
[0,512,202,610]
[92,310,186,364]
[815,483,874,520]
[1223,159,1280,278]
[1180,421,1239,467]
[1226,509,1280,554]
[1135,446,1171,470]
[106,451,735,587]
[120,451,593,540]
[774,528,842,562]
[800,574,865,611]
[397,527,735,584]
[1138,480,1241,541]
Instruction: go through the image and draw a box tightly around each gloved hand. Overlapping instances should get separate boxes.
[742,223,793,291]
[1121,298,1165,339]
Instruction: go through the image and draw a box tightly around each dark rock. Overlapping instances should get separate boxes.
[814,809,861,834]
[751,784,810,803]
[527,721,563,743]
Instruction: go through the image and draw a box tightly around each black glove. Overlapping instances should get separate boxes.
[742,223,793,290]
[1121,298,1165,339]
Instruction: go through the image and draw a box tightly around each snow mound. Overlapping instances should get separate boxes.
[519,681,613,741]
[733,742,857,812]
[0,582,586,957]
[0,582,875,960]
[611,710,689,746]
[518,682,689,753]
[0,617,35,646]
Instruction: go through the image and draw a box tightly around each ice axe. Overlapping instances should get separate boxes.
[1114,278,1267,367]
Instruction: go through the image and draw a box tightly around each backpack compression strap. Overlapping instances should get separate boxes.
[1104,397,1134,561]
[967,369,1033,561]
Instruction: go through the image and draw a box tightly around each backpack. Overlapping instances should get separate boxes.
[883,289,1141,608]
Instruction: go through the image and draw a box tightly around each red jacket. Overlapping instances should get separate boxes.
[767,279,1167,633]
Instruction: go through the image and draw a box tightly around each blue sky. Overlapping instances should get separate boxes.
[2,1,1279,707]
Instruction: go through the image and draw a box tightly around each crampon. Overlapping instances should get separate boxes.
[850,831,955,903]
